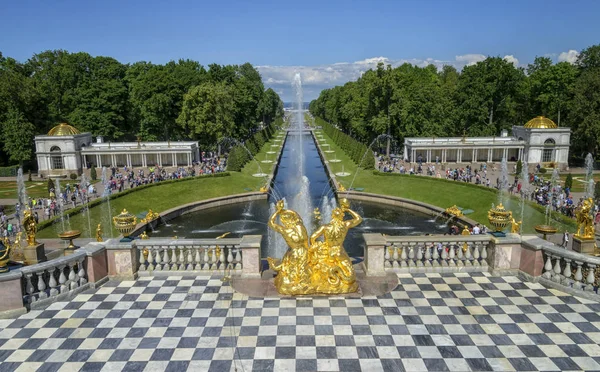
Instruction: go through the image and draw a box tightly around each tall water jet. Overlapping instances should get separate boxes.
[81,173,93,239]
[584,153,595,198]
[546,168,560,225]
[100,167,115,238]
[497,157,509,205]
[16,168,28,213]
[54,178,68,234]
[519,161,530,233]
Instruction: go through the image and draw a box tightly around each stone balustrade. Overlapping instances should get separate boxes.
[364,233,492,275]
[539,242,600,297]
[135,238,243,275]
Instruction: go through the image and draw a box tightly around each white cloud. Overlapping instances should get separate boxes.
[558,50,579,64]
[503,55,519,67]
[454,54,486,66]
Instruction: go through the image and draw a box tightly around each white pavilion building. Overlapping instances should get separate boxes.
[35,123,200,177]
[403,116,571,169]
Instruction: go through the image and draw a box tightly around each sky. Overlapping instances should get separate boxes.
[0,0,598,101]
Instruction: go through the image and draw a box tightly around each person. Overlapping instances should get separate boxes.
[472,224,481,235]
[562,231,569,248]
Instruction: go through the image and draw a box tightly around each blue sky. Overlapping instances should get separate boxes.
[1,0,598,100]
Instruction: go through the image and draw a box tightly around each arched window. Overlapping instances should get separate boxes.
[50,146,64,169]
[542,138,555,162]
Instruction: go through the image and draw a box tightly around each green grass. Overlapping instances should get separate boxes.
[36,132,285,239]
[315,129,576,234]
[558,174,600,193]
[0,181,51,199]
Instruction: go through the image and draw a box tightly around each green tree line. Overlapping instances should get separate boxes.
[0,50,284,166]
[309,44,600,161]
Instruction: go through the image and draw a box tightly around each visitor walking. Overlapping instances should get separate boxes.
[562,231,569,248]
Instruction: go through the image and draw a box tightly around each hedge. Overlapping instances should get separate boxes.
[227,122,277,172]
[37,172,231,232]
[315,117,375,169]
[0,166,18,177]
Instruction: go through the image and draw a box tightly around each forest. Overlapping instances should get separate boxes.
[309,44,600,161]
[0,50,284,166]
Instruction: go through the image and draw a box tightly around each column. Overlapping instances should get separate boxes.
[457,149,462,163]
[142,153,147,168]
[474,149,478,163]
[173,153,178,167]
[126,154,132,168]
[427,149,431,163]
[503,148,508,160]
[442,149,446,163]
[97,154,102,168]
[187,153,192,167]
[403,145,408,161]
[158,153,162,167]
[487,149,492,163]
[412,149,415,163]
[111,154,116,167]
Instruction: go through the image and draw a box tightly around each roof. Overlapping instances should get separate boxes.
[524,116,557,129]
[47,123,81,136]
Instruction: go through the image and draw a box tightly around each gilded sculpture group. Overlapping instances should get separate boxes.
[267,198,361,295]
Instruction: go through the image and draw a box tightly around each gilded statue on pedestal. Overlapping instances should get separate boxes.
[22,209,37,247]
[96,224,103,242]
[267,198,360,295]
[510,217,522,234]
[575,197,595,239]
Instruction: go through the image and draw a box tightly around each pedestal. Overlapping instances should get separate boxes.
[572,237,596,254]
[23,243,46,265]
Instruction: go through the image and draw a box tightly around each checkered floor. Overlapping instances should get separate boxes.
[1,273,600,372]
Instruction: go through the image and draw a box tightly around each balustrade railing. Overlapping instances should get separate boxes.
[20,251,88,305]
[541,243,599,295]
[135,238,243,274]
[382,235,492,272]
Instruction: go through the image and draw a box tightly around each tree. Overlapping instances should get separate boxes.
[569,68,600,155]
[565,173,573,190]
[1,108,35,165]
[595,181,600,202]
[516,160,523,176]
[177,81,236,148]
[577,45,600,70]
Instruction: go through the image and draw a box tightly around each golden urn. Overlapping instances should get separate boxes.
[58,230,81,250]
[445,205,463,217]
[487,203,512,232]
[113,209,138,238]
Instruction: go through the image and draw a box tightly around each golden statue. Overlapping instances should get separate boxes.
[259,185,268,193]
[510,217,522,234]
[22,209,37,247]
[338,184,346,192]
[575,197,595,239]
[140,231,149,239]
[140,209,160,224]
[446,205,463,217]
[313,207,321,222]
[461,225,470,253]
[9,233,24,262]
[267,198,360,295]
[96,224,103,242]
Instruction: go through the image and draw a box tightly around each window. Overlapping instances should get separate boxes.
[542,138,555,163]
[50,146,64,169]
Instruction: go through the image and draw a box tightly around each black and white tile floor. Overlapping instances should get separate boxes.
[1,272,600,371]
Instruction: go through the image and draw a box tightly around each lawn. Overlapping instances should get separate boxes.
[558,174,600,193]
[0,181,52,199]
[314,129,576,234]
[36,131,284,239]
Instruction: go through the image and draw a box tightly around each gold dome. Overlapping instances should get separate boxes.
[47,123,81,136]
[524,116,557,129]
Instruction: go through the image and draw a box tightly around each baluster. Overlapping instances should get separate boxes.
[416,245,424,267]
[194,246,202,270]
[227,246,234,269]
[432,243,440,267]
[399,245,407,267]
[480,244,488,266]
[36,271,47,299]
[384,246,391,268]
[448,244,455,266]
[408,246,416,267]
[187,247,194,270]
[561,258,572,286]
[424,245,432,267]
[585,264,596,292]
[210,247,218,270]
[49,268,59,297]
[472,244,480,266]
[163,246,170,270]
[543,254,553,279]
[155,248,162,271]
[456,243,464,266]
[69,262,79,290]
[392,246,399,268]
[25,273,36,303]
[236,247,242,270]
[219,246,226,269]
[78,258,87,286]
[441,244,448,266]
[573,261,583,290]
[552,255,563,283]
[464,244,472,266]
[203,247,210,270]
[58,265,67,293]
[139,246,147,271]
[178,246,185,270]
[169,247,177,271]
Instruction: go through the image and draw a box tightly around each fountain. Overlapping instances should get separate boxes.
[100,167,115,238]
[518,161,530,234]
[585,153,595,198]
[80,173,92,239]
[329,153,341,163]
[534,168,560,240]
[335,165,351,177]
[16,167,28,211]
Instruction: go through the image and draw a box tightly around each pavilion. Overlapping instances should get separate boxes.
[35,123,200,177]
[403,116,571,169]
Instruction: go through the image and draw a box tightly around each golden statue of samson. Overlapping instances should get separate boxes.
[267,198,361,295]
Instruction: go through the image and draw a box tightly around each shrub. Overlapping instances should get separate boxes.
[90,165,97,181]
[69,173,78,180]
[516,160,522,176]
[315,117,374,169]
[595,182,600,202]
[47,178,54,194]
[0,166,18,177]
[28,170,32,182]
[538,168,547,174]
[565,173,573,190]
